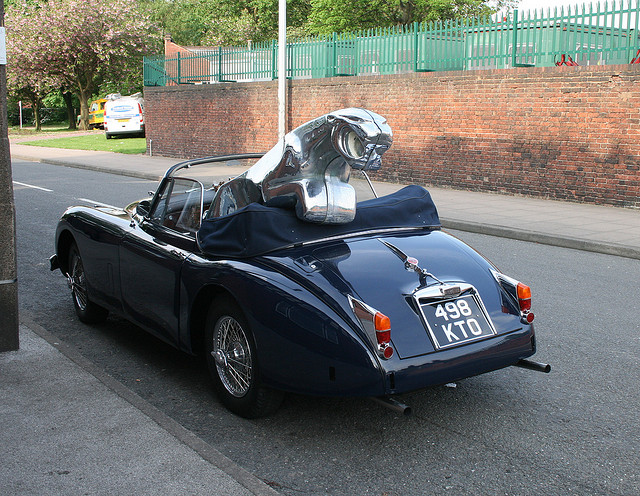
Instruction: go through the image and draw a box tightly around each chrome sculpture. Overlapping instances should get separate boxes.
[208,108,393,224]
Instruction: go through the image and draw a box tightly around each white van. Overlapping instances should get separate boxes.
[104,94,145,139]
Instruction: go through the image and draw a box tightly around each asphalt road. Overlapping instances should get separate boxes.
[12,159,640,495]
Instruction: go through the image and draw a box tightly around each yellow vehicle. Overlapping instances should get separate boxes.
[88,98,108,129]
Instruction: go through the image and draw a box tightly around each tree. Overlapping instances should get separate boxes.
[141,0,311,47]
[5,3,56,130]
[8,0,157,130]
[140,0,219,46]
[306,0,514,35]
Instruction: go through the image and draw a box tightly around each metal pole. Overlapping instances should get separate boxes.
[0,0,20,351]
[18,100,22,129]
[512,9,518,68]
[278,0,286,139]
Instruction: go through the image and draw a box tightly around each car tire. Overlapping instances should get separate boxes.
[67,242,109,324]
[205,297,284,418]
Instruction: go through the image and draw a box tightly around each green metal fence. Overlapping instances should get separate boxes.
[144,0,640,86]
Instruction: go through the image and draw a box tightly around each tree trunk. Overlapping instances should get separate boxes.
[62,90,77,130]
[78,93,89,130]
[32,98,42,131]
[77,85,92,131]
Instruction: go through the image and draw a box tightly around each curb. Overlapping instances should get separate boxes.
[440,218,640,261]
[20,316,281,496]
[11,154,163,181]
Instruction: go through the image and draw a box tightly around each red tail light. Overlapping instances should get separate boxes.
[517,283,534,323]
[374,312,393,359]
[350,297,394,360]
[517,283,531,311]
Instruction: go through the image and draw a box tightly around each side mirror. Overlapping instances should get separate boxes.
[136,200,151,217]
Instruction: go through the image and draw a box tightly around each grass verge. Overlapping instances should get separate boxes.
[9,123,73,136]
[20,133,147,155]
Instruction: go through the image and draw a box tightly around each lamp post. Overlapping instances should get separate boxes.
[278,0,286,139]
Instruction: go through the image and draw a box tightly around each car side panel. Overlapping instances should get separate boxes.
[119,225,188,348]
[180,256,388,397]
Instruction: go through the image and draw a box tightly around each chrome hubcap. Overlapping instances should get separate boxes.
[212,316,252,398]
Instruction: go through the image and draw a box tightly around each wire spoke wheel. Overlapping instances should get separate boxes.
[67,242,108,324]
[205,297,284,418]
[70,253,89,311]
[212,316,253,398]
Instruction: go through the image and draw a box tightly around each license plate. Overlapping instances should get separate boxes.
[419,293,496,350]
[117,118,130,122]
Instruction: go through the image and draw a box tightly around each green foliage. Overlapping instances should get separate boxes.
[306,0,500,35]
[139,0,506,47]
[140,0,216,46]
[141,0,311,46]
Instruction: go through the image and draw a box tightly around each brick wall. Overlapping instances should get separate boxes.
[145,64,640,208]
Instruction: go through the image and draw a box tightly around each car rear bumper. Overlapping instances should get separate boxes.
[388,326,536,394]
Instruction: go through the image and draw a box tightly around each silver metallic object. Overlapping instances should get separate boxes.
[209,108,393,224]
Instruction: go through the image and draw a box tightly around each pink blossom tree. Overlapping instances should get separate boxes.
[5,2,57,130]
[7,0,157,130]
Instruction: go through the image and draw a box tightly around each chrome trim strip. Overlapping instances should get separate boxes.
[287,227,432,249]
[412,283,473,300]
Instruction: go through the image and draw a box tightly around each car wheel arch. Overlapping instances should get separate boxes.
[189,285,236,356]
[56,229,76,275]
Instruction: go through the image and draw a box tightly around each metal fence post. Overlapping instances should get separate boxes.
[512,9,518,67]
[414,22,419,72]
[331,33,338,76]
[272,39,277,80]
[177,52,181,84]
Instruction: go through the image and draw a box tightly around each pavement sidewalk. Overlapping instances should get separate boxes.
[4,139,639,495]
[0,320,279,496]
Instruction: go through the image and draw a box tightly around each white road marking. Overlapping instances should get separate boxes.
[77,198,120,210]
[13,181,53,192]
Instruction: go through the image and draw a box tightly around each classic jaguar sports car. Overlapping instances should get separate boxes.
[50,109,549,418]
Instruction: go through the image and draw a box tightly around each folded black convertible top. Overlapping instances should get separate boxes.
[197,185,441,258]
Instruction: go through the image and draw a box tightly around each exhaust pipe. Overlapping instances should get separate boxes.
[370,396,412,416]
[514,358,551,373]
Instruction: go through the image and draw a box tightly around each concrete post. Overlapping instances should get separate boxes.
[0,0,20,352]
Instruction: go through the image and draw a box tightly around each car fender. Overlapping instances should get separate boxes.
[180,255,388,397]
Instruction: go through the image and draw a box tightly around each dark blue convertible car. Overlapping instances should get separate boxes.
[51,109,548,418]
